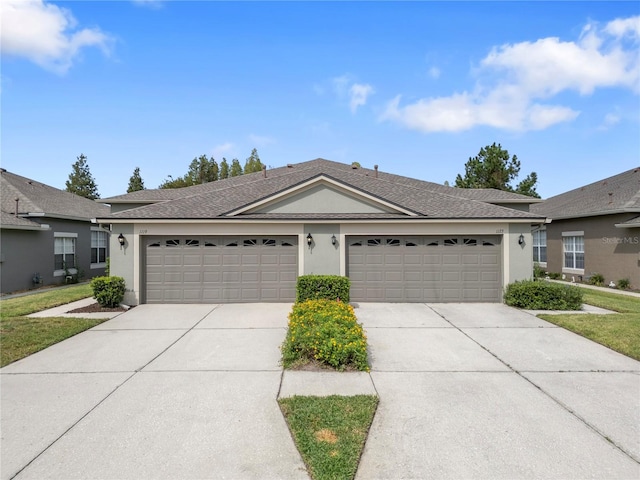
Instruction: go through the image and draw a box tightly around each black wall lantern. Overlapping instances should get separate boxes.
[306,233,313,247]
[331,234,337,246]
[518,234,525,246]
[118,233,126,248]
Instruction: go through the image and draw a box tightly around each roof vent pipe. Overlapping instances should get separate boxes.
[14,197,19,217]
[374,165,378,178]
[262,165,267,178]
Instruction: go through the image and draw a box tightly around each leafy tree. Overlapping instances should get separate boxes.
[454,143,540,198]
[243,148,264,174]
[127,167,145,193]
[66,154,99,199]
[351,161,361,168]
[219,158,230,179]
[230,158,243,177]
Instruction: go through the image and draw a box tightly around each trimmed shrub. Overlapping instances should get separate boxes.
[504,280,583,310]
[296,275,350,303]
[618,278,631,290]
[548,272,562,280]
[91,276,126,308]
[281,299,368,371]
[588,273,605,287]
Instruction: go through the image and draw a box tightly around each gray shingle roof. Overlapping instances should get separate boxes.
[102,159,543,221]
[531,167,640,219]
[0,211,44,230]
[0,169,110,221]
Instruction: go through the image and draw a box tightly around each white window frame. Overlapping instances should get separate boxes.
[532,229,547,266]
[53,232,78,277]
[562,231,584,274]
[91,228,109,269]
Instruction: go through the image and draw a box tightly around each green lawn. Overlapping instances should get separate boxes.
[0,284,106,367]
[538,288,640,361]
[279,395,378,480]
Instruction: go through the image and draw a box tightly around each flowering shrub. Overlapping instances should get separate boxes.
[282,299,369,371]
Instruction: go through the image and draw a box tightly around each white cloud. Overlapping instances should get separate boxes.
[211,142,234,159]
[349,83,374,113]
[381,15,639,133]
[0,0,113,74]
[328,75,374,113]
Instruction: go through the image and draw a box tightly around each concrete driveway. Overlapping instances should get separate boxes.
[2,302,639,479]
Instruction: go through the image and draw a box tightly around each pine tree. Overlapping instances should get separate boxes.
[219,158,230,179]
[454,143,540,198]
[230,158,243,177]
[243,148,264,174]
[65,154,100,199]
[127,167,145,193]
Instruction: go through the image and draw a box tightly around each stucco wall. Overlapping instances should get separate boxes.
[303,224,341,275]
[109,220,535,305]
[109,223,136,304]
[545,214,639,289]
[0,218,108,294]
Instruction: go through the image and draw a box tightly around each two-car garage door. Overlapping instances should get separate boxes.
[145,236,298,303]
[143,234,502,303]
[348,235,502,302]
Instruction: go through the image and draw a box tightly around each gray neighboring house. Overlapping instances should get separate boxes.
[531,167,640,289]
[0,169,111,294]
[99,158,545,305]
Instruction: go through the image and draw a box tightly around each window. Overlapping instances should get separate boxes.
[91,230,108,264]
[532,230,547,263]
[563,235,584,270]
[55,236,76,270]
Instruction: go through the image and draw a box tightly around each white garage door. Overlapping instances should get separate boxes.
[145,236,298,303]
[348,235,502,302]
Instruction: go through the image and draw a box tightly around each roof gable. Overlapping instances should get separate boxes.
[232,176,414,216]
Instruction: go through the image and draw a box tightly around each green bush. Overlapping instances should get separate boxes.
[533,263,546,279]
[617,278,631,290]
[281,299,368,371]
[588,273,605,287]
[504,280,583,310]
[548,272,562,280]
[90,276,126,308]
[296,275,350,303]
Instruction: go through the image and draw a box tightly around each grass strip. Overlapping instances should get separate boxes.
[1,316,107,367]
[539,287,640,361]
[0,284,103,367]
[279,395,378,480]
[1,284,93,318]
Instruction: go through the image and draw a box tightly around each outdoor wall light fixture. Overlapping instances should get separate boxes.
[306,233,313,247]
[518,234,525,246]
[118,233,126,248]
[331,234,337,246]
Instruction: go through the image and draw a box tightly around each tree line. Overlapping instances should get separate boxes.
[64,143,540,200]
[64,148,265,198]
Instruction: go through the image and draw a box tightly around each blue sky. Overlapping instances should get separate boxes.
[2,1,639,200]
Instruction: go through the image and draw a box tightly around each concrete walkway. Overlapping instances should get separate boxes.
[2,302,639,479]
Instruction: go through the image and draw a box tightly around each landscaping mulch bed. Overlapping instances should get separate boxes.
[67,302,130,314]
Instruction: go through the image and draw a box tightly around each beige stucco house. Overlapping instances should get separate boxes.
[99,159,545,304]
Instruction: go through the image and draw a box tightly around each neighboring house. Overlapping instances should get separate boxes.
[0,169,111,294]
[99,159,545,305]
[531,167,640,289]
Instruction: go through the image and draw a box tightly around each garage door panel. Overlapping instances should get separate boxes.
[183,272,201,283]
[145,236,297,303]
[348,235,501,303]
